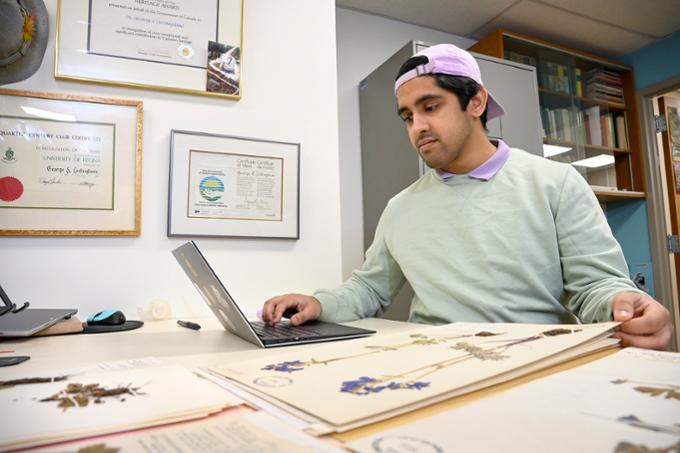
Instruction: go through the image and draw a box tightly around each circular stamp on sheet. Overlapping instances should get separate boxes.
[253,376,293,387]
[0,176,24,202]
[177,44,195,59]
[198,175,224,202]
[372,435,444,453]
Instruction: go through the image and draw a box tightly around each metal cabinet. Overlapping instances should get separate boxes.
[358,40,543,320]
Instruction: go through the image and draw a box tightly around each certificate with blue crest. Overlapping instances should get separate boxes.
[187,150,283,221]
[169,130,299,239]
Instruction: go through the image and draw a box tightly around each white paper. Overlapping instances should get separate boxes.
[347,348,680,453]
[0,365,239,450]
[196,369,320,431]
[88,0,219,68]
[36,409,344,453]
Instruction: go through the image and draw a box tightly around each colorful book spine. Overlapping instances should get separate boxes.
[574,68,583,97]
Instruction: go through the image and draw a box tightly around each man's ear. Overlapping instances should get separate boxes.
[467,87,489,119]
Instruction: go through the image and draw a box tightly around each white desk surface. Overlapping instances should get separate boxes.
[0,317,422,377]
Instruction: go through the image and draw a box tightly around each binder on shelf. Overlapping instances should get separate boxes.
[583,105,602,146]
[539,61,570,94]
[615,114,629,149]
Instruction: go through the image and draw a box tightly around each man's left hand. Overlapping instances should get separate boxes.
[611,291,673,350]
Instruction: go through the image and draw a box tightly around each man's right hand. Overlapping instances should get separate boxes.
[261,293,322,326]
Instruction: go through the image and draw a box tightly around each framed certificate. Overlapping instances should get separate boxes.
[0,89,142,235]
[55,0,244,99]
[168,130,300,239]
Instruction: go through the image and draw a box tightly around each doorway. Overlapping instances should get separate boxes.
[639,79,680,351]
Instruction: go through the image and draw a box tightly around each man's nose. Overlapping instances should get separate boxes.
[411,113,429,133]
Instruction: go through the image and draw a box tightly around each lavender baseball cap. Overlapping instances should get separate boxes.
[394,44,505,120]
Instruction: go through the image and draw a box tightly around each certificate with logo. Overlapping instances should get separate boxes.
[88,0,218,69]
[169,131,299,239]
[188,150,283,221]
[0,117,115,209]
[56,0,244,99]
[0,89,142,236]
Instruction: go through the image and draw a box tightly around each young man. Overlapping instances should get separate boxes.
[262,44,672,350]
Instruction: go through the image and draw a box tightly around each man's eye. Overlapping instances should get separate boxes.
[425,103,438,112]
[401,114,412,123]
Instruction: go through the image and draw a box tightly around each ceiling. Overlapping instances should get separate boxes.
[336,0,680,58]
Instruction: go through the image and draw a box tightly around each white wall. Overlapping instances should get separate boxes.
[335,8,475,278]
[0,0,342,320]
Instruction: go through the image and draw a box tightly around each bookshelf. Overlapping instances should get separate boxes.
[470,30,646,202]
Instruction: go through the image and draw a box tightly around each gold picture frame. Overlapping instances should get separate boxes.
[55,0,244,100]
[0,89,142,236]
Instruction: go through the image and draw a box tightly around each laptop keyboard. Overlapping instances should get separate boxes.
[251,321,321,338]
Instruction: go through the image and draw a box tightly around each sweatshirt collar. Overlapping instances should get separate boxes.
[436,139,510,181]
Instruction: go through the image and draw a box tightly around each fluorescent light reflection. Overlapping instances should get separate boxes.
[542,144,572,158]
[21,106,76,122]
[571,154,615,169]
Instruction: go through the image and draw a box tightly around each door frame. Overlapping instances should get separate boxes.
[637,74,680,351]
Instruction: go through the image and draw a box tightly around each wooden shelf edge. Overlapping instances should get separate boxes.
[495,29,632,70]
[593,189,645,202]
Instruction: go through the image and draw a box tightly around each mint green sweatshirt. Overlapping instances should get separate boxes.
[315,148,640,325]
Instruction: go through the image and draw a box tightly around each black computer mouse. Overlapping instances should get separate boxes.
[87,310,126,326]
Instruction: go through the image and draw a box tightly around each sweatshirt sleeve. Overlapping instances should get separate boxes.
[555,166,644,322]
[314,203,406,322]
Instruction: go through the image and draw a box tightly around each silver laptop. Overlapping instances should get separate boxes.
[0,285,77,337]
[172,241,375,348]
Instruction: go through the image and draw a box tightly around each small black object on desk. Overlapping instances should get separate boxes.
[0,356,30,367]
[177,320,201,330]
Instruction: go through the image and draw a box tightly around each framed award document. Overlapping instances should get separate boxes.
[0,89,142,235]
[55,0,243,100]
[168,130,300,239]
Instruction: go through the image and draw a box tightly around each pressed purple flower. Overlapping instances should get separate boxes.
[406,381,430,390]
[618,415,640,423]
[385,381,430,391]
[341,376,430,395]
[261,360,306,373]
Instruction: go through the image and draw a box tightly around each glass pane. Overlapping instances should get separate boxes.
[503,35,634,192]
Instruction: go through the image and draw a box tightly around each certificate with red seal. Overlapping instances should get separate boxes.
[0,89,142,236]
[0,118,115,209]
[0,176,24,202]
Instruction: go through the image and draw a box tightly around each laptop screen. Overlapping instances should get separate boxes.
[172,241,375,348]
[172,241,263,346]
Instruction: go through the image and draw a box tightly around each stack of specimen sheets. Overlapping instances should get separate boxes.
[209,322,619,433]
[0,364,241,450]
[35,408,346,453]
[346,347,680,452]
